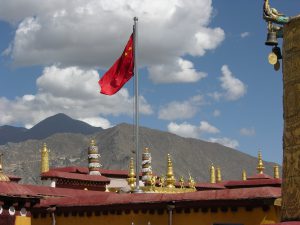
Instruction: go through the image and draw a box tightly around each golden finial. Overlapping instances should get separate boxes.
[150,176,157,191]
[41,143,50,173]
[179,176,185,189]
[144,147,149,153]
[210,164,216,184]
[127,157,136,190]
[256,151,265,174]
[90,139,95,147]
[0,153,10,182]
[159,175,165,188]
[188,173,196,189]
[242,169,247,181]
[274,165,280,178]
[216,167,222,183]
[166,154,175,188]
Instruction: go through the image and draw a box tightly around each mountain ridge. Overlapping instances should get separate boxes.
[0,120,278,184]
[0,113,102,145]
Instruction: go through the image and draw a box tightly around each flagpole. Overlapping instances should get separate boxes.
[133,16,143,193]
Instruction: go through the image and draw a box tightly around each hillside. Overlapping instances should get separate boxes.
[0,123,277,184]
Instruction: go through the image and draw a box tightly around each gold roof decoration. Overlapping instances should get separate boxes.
[210,164,216,184]
[0,153,10,182]
[90,139,96,147]
[179,176,185,189]
[242,169,247,181]
[127,157,136,190]
[165,154,176,188]
[273,165,280,179]
[188,173,196,189]
[41,143,50,173]
[216,167,222,183]
[256,151,265,174]
[140,153,196,194]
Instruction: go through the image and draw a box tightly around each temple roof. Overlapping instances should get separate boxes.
[0,182,41,199]
[48,166,129,178]
[35,186,281,209]
[225,178,281,188]
[247,173,274,180]
[41,170,110,183]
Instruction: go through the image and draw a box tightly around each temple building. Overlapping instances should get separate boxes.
[0,140,283,225]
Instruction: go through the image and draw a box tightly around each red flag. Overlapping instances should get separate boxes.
[99,34,134,95]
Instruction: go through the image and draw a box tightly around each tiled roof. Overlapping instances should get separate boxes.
[36,186,281,208]
[0,182,40,199]
[225,178,281,188]
[41,171,110,183]
[247,173,274,180]
[48,166,129,177]
[23,184,105,197]
[195,182,225,190]
[7,174,22,182]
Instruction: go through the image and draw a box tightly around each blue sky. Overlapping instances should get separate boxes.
[0,0,299,164]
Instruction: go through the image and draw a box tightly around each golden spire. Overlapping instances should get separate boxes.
[256,151,265,174]
[210,164,216,184]
[242,169,247,181]
[166,154,175,188]
[41,143,50,173]
[90,139,95,146]
[216,167,222,183]
[0,153,10,182]
[274,165,280,178]
[188,173,195,189]
[179,176,185,189]
[127,157,136,190]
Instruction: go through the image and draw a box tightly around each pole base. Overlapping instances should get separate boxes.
[132,187,144,193]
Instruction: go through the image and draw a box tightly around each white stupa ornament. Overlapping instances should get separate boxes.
[88,139,101,175]
[142,147,152,186]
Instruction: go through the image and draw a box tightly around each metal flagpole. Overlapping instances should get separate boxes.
[133,16,143,193]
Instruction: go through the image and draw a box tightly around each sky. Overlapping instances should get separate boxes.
[0,0,299,164]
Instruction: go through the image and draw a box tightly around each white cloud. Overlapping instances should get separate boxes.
[168,122,199,139]
[79,117,112,129]
[208,91,222,101]
[240,32,250,38]
[208,65,246,101]
[199,121,219,134]
[240,127,255,136]
[189,27,225,56]
[213,109,221,117]
[148,58,207,83]
[209,137,239,149]
[220,65,247,101]
[167,121,219,139]
[2,0,224,84]
[158,95,204,120]
[0,65,153,127]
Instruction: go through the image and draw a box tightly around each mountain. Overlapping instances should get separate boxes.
[0,113,102,145]
[0,123,279,184]
[0,125,28,144]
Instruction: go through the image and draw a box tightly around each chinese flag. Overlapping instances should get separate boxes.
[99,34,134,95]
